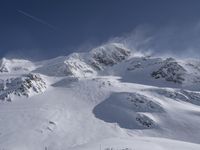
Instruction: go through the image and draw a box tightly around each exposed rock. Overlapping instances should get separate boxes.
[136,113,155,128]
[0,73,46,101]
[151,58,186,84]
[90,43,131,70]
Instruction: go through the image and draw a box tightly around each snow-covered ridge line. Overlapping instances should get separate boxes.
[34,43,131,77]
[1,42,200,90]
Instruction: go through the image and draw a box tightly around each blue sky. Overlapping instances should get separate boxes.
[1,0,200,60]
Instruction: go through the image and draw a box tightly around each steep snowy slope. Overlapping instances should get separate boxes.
[35,54,96,77]
[107,56,200,90]
[0,43,200,150]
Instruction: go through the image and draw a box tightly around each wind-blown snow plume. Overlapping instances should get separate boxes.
[108,22,200,59]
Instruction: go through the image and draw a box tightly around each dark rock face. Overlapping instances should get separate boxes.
[136,114,155,128]
[151,58,186,84]
[90,43,131,70]
[0,73,46,101]
[92,47,130,66]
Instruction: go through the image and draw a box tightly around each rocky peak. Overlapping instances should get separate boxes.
[90,43,131,70]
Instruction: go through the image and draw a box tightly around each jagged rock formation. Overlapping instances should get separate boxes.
[0,73,46,101]
[151,58,186,84]
[90,43,131,70]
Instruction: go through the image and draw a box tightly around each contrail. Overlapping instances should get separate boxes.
[17,9,58,31]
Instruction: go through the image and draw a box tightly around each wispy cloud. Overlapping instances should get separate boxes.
[17,9,58,31]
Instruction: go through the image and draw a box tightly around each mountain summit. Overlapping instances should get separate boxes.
[0,43,200,150]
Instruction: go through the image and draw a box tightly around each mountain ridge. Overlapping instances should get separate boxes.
[0,43,200,150]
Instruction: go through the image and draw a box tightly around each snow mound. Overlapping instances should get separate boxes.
[0,73,46,101]
[93,92,162,129]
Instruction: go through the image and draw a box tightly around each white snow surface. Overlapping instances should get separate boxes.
[0,43,200,150]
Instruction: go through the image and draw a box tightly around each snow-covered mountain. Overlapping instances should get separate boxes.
[1,43,200,150]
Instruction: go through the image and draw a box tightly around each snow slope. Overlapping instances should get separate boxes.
[0,43,200,150]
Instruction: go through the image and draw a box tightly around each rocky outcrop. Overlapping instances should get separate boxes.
[151,58,186,84]
[90,43,131,70]
[0,73,46,101]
